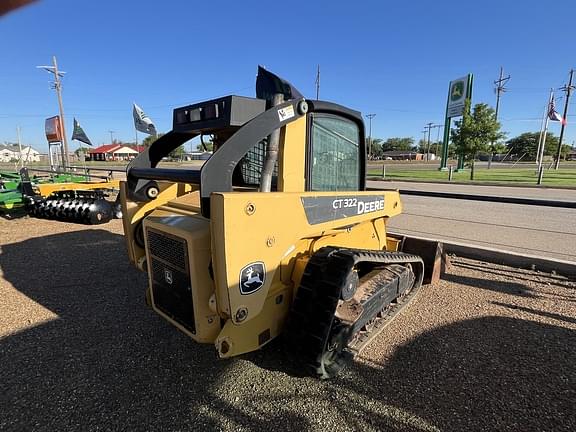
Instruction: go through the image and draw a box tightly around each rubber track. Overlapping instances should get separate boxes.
[285,246,424,379]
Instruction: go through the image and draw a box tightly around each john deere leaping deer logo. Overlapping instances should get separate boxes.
[239,262,266,295]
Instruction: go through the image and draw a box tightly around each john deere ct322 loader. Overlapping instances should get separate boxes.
[121,67,424,378]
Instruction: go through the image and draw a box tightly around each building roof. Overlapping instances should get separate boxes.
[88,144,122,154]
[88,144,145,154]
[0,144,39,153]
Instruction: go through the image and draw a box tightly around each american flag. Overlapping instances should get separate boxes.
[548,96,566,124]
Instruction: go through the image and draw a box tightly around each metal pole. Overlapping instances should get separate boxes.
[365,114,376,160]
[537,165,544,185]
[535,103,548,167]
[538,89,553,172]
[554,69,574,169]
[315,65,320,100]
[52,56,69,167]
[426,122,432,161]
[16,126,22,169]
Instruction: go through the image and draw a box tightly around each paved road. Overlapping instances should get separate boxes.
[370,180,576,201]
[368,181,576,262]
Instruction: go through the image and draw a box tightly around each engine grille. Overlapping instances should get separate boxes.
[147,230,187,271]
[147,228,195,333]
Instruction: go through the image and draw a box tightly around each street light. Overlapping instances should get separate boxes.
[37,56,69,167]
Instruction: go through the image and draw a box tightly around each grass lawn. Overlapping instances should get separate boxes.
[367,166,576,186]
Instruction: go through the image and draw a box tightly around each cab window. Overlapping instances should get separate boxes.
[309,115,360,191]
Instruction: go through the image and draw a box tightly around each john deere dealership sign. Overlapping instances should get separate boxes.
[447,76,469,117]
[439,73,473,170]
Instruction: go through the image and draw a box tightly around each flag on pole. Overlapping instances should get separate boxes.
[133,103,157,135]
[548,97,566,124]
[71,118,92,145]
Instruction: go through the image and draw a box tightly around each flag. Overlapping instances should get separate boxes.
[256,65,303,102]
[133,103,157,135]
[71,118,92,145]
[548,97,565,124]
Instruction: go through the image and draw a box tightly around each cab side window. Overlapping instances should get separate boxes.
[310,115,360,191]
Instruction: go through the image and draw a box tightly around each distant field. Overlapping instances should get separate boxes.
[367,166,576,186]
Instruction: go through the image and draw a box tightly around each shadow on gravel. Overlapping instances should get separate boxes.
[493,301,576,325]
[330,316,575,432]
[443,272,538,298]
[0,230,311,431]
[1,230,575,431]
[451,260,576,289]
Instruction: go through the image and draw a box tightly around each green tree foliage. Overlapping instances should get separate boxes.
[169,145,185,160]
[196,137,214,152]
[142,133,164,147]
[505,132,570,160]
[416,139,442,155]
[382,137,415,152]
[451,101,505,160]
[365,138,383,158]
[74,147,91,156]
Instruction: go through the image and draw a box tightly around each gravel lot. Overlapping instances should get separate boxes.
[1,216,574,432]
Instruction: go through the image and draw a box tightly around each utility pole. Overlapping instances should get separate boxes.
[423,123,443,160]
[365,114,376,159]
[425,122,433,161]
[109,130,116,144]
[37,56,69,167]
[554,69,574,169]
[490,67,510,169]
[494,66,510,120]
[315,65,320,100]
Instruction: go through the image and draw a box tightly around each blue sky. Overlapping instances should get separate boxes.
[1,0,575,153]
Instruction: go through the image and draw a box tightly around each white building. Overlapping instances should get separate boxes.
[0,144,41,163]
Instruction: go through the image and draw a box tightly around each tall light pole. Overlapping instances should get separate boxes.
[37,56,69,167]
[365,114,376,159]
[109,130,116,144]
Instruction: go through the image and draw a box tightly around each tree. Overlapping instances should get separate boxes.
[74,147,91,156]
[142,133,164,147]
[365,138,383,158]
[382,137,415,152]
[505,132,565,161]
[169,145,185,160]
[417,139,441,156]
[196,137,214,152]
[451,101,505,163]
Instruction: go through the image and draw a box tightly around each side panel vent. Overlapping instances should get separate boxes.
[147,228,195,333]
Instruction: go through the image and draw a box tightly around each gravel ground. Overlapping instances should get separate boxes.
[0,216,575,432]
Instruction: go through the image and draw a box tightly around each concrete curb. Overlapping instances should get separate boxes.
[367,187,576,208]
[397,189,576,208]
[390,232,576,279]
[366,177,576,191]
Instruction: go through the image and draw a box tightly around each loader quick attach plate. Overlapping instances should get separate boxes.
[147,229,195,333]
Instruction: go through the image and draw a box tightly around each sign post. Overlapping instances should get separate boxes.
[439,74,473,170]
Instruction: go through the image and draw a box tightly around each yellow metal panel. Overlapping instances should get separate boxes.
[215,287,291,358]
[278,116,306,192]
[120,181,194,268]
[210,190,402,326]
[36,180,120,196]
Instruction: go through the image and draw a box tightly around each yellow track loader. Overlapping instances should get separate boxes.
[121,67,424,378]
